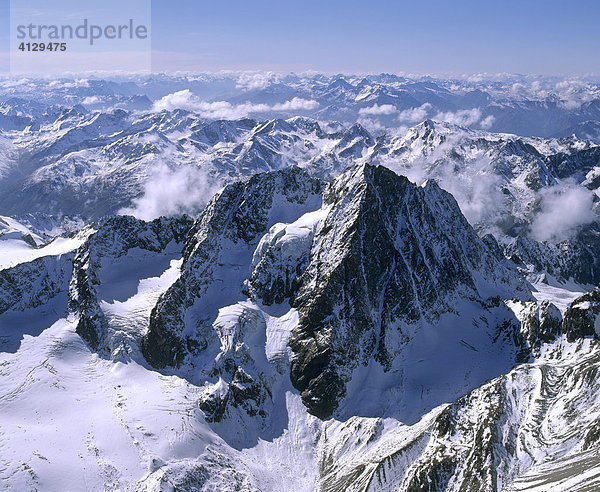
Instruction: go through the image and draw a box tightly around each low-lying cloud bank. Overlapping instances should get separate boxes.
[530,182,597,242]
[153,89,318,118]
[119,163,220,221]
[434,108,495,129]
[358,104,397,116]
[358,103,495,129]
[397,103,432,123]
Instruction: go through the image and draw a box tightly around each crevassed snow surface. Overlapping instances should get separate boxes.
[530,277,589,313]
[0,318,215,490]
[100,257,183,338]
[0,316,322,491]
[0,245,320,490]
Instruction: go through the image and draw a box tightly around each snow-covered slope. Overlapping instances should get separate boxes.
[372,120,600,235]
[1,166,599,491]
[0,110,374,218]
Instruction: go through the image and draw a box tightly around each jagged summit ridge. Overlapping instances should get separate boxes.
[288,163,532,417]
[133,163,536,423]
[142,167,323,369]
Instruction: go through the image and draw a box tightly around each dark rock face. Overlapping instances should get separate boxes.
[0,255,71,315]
[246,218,316,306]
[69,215,193,351]
[142,167,323,369]
[520,300,563,354]
[542,146,600,180]
[199,366,271,424]
[288,164,529,419]
[505,224,600,286]
[247,252,307,306]
[562,288,600,342]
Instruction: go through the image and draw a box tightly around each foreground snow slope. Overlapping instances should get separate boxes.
[2,303,600,491]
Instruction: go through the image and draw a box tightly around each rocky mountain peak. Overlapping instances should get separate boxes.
[289,163,531,418]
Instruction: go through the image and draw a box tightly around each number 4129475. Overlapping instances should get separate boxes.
[18,42,67,52]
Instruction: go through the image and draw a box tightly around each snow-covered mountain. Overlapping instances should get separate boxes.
[0,163,598,491]
[1,75,600,491]
[368,120,600,286]
[0,102,598,236]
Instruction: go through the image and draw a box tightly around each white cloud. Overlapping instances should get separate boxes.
[0,78,32,89]
[433,108,494,129]
[82,96,101,105]
[152,90,318,118]
[467,73,487,83]
[153,89,203,112]
[39,79,90,90]
[119,163,220,221]
[506,78,597,110]
[358,104,397,116]
[509,82,529,98]
[442,167,506,228]
[397,103,432,123]
[479,115,496,129]
[271,97,319,111]
[357,117,386,133]
[530,182,597,242]
[236,71,279,91]
[554,79,594,110]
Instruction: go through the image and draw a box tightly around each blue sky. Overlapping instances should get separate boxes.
[150,0,599,75]
[1,0,599,75]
